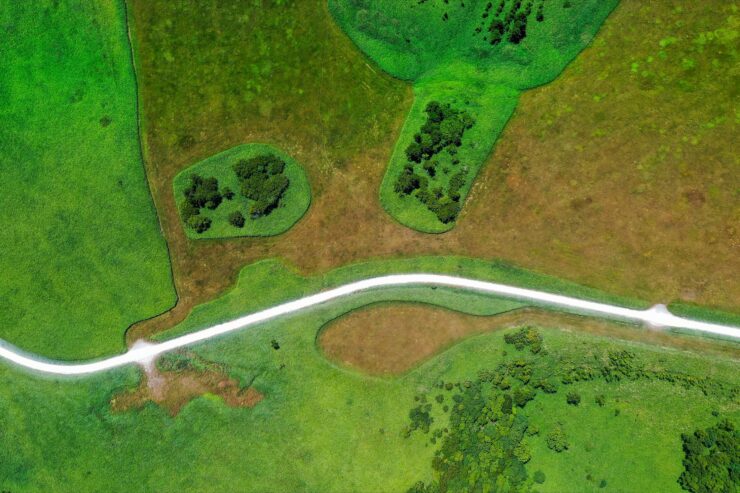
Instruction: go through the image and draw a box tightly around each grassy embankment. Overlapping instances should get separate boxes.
[172,144,311,239]
[0,259,736,492]
[330,0,619,232]
[0,0,175,359]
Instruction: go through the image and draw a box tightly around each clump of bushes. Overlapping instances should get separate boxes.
[180,174,223,233]
[234,154,290,218]
[394,101,475,224]
[504,326,543,353]
[678,419,738,493]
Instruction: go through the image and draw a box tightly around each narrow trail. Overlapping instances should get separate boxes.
[1,274,738,376]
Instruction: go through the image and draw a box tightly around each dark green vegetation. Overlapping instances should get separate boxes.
[330,0,619,231]
[678,420,738,493]
[173,144,310,239]
[394,101,476,223]
[0,258,735,492]
[403,327,739,492]
[0,0,175,358]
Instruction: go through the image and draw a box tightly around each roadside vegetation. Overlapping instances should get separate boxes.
[0,0,175,359]
[0,259,735,491]
[173,144,310,239]
[330,0,619,231]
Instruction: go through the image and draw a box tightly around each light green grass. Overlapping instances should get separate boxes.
[0,260,735,491]
[329,0,619,231]
[0,0,175,359]
[172,143,311,239]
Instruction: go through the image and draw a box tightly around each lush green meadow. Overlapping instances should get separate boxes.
[0,0,175,359]
[173,144,311,239]
[0,258,736,492]
[330,0,619,231]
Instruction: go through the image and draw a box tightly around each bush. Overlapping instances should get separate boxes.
[566,392,581,406]
[595,394,606,407]
[546,426,569,452]
[186,215,212,234]
[534,470,546,484]
[228,211,245,228]
[504,327,543,353]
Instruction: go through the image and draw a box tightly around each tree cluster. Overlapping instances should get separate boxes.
[678,419,738,493]
[233,154,290,218]
[180,174,223,233]
[394,101,476,224]
[475,0,548,46]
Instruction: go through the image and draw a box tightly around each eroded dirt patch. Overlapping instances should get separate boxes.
[111,361,262,416]
[319,303,740,375]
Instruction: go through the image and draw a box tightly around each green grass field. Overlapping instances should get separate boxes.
[172,144,311,239]
[0,0,175,359]
[329,0,619,231]
[0,258,735,491]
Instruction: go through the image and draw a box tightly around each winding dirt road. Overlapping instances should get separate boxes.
[1,274,737,376]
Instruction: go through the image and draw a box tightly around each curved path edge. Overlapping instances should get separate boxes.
[2,274,738,376]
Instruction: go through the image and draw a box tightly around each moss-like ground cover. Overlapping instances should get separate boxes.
[330,0,619,231]
[172,144,311,239]
[0,0,175,359]
[0,259,736,492]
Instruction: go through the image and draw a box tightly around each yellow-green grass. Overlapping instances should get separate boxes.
[0,259,735,492]
[0,0,175,359]
[172,144,311,239]
[330,0,619,231]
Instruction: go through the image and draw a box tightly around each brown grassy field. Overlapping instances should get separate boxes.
[126,0,739,342]
[319,303,740,375]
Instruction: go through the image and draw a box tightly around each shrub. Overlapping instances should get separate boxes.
[595,394,606,407]
[504,327,543,353]
[566,392,581,406]
[186,215,211,234]
[228,211,245,228]
[534,470,546,484]
[546,426,569,452]
[184,174,222,210]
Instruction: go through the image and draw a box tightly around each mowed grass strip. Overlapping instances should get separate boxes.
[0,0,175,359]
[173,143,311,239]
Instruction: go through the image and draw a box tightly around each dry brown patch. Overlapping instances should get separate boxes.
[319,303,740,375]
[126,0,739,346]
[110,366,262,416]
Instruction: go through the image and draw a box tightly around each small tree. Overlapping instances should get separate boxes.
[228,211,245,228]
[223,187,235,200]
[595,394,606,407]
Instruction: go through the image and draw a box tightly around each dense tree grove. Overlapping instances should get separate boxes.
[394,101,475,224]
[403,327,739,492]
[234,154,290,218]
[678,420,739,493]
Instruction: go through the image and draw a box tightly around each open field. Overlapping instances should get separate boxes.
[126,0,740,345]
[0,0,175,359]
[173,143,311,239]
[0,259,736,491]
